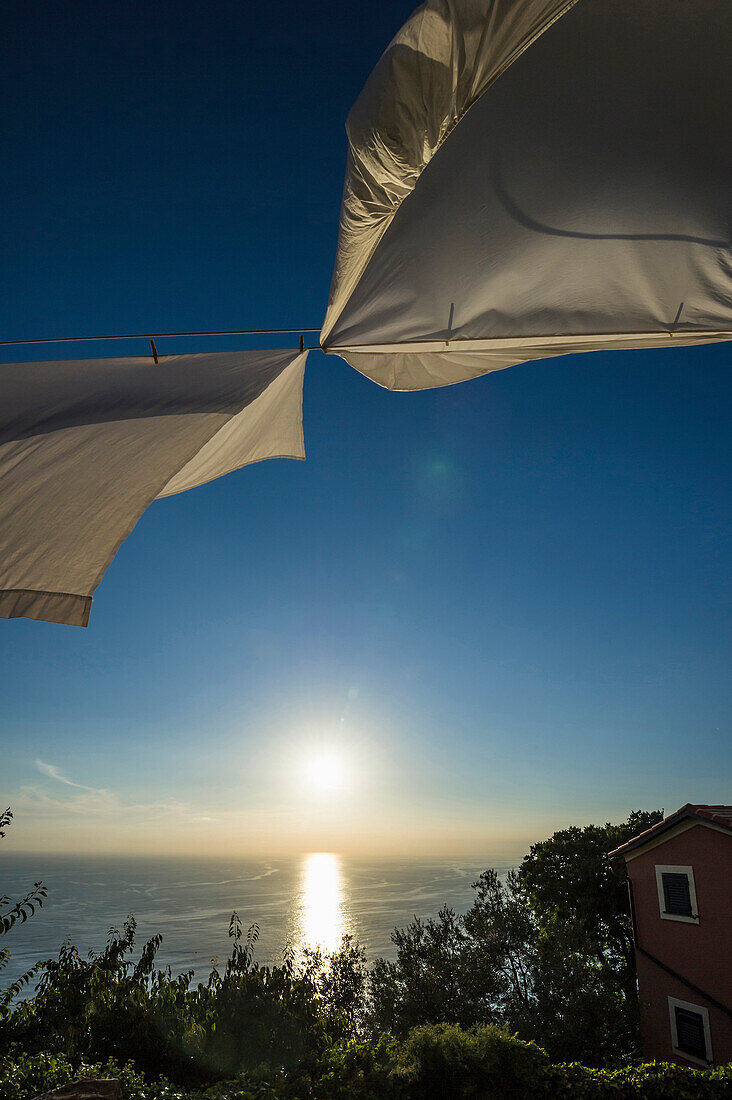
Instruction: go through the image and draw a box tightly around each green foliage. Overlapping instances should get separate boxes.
[314,1034,401,1099]
[0,809,47,938]
[540,1060,732,1099]
[515,809,665,1063]
[0,1051,284,1100]
[2,913,338,1084]
[3,1034,730,1100]
[6,807,727,1098]
[367,810,667,1065]
[312,1025,547,1099]
[390,1023,548,1099]
[368,904,495,1034]
[519,809,664,996]
[0,810,47,1019]
[462,868,536,1019]
[306,934,369,1040]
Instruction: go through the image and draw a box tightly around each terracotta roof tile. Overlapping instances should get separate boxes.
[609,804,732,859]
[689,805,732,826]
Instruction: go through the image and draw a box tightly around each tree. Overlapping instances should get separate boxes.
[0,809,669,1075]
[518,809,664,1002]
[462,869,536,1020]
[309,933,369,1038]
[368,905,494,1034]
[367,811,665,1065]
[0,808,47,1014]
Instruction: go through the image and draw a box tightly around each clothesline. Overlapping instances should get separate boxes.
[0,326,321,348]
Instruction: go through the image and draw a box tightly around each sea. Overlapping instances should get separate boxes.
[1,854,515,989]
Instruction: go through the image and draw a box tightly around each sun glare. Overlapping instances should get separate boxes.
[304,750,348,794]
[298,852,346,955]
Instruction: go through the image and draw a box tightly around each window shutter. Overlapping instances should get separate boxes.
[662,872,693,916]
[675,1007,707,1061]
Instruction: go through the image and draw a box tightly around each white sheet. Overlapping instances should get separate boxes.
[0,349,306,626]
[322,0,732,387]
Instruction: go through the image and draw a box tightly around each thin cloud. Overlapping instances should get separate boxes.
[35,758,107,794]
[18,785,114,817]
[27,761,197,822]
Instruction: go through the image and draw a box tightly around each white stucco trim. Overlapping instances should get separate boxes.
[655,865,699,924]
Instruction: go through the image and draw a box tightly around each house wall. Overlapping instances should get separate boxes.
[626,823,732,1066]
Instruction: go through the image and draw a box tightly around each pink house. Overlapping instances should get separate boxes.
[610,805,732,1068]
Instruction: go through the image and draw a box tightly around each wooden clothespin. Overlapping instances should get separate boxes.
[150,338,159,364]
[299,334,304,354]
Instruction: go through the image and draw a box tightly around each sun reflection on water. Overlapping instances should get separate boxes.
[295,852,347,957]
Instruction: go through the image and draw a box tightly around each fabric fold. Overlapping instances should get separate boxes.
[0,349,307,626]
[333,332,732,391]
[322,0,732,389]
[321,0,579,345]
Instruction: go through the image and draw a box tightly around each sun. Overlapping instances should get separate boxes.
[304,750,348,794]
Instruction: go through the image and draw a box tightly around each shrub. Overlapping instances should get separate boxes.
[392,1023,548,1099]
[1,917,332,1085]
[314,1034,402,1099]
[0,1050,283,1100]
[1,1038,731,1100]
[541,1060,732,1099]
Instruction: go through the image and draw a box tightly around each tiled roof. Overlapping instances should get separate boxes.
[690,804,732,826]
[609,804,732,860]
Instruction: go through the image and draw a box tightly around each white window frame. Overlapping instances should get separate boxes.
[668,996,713,1067]
[655,865,699,924]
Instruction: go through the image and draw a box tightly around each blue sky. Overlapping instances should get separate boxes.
[1,0,730,857]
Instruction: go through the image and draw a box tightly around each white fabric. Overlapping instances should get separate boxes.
[0,350,306,626]
[338,332,732,391]
[322,0,732,388]
[322,0,579,345]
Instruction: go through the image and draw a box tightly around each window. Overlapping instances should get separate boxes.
[655,865,699,923]
[669,997,713,1066]
[662,873,692,915]
[675,1008,706,1059]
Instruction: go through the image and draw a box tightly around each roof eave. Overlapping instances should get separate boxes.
[609,806,732,862]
